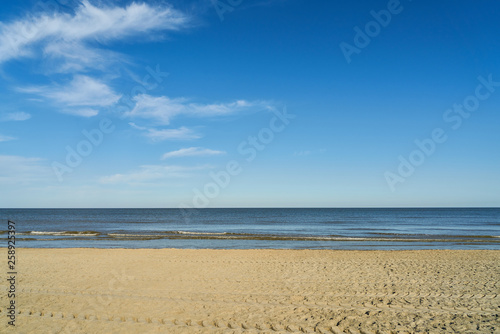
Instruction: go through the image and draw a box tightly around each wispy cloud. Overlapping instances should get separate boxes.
[0,135,17,142]
[0,155,51,184]
[43,40,124,73]
[145,127,201,141]
[124,94,272,124]
[161,147,226,160]
[0,1,190,69]
[19,75,121,116]
[66,108,99,117]
[100,164,211,184]
[129,122,201,141]
[2,1,192,118]
[0,112,31,121]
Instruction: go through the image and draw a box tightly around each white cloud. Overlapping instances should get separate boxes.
[161,147,226,160]
[125,95,183,124]
[64,108,99,117]
[0,1,190,66]
[124,94,272,124]
[100,164,211,184]
[0,135,17,142]
[128,122,147,131]
[32,75,119,106]
[43,40,124,73]
[129,122,201,141]
[19,75,120,116]
[145,127,201,141]
[0,112,31,121]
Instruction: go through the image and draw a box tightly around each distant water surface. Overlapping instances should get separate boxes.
[1,208,499,250]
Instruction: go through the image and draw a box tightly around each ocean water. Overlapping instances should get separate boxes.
[1,208,499,250]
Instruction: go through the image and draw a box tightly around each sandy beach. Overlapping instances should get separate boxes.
[1,249,498,333]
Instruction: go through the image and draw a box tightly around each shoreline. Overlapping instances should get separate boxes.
[1,248,498,333]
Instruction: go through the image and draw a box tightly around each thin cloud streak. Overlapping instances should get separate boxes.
[129,122,201,141]
[161,147,226,159]
[100,164,212,184]
[18,75,121,116]
[0,112,31,121]
[42,40,125,73]
[124,94,273,124]
[0,135,17,142]
[0,155,51,184]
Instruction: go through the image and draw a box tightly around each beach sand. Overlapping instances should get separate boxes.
[1,249,498,333]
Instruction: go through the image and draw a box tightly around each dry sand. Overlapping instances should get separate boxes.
[1,249,499,333]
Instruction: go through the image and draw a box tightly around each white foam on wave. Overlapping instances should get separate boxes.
[29,231,99,236]
[29,231,68,236]
[109,233,157,237]
[175,231,228,235]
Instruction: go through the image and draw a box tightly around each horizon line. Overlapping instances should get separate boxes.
[2,206,499,209]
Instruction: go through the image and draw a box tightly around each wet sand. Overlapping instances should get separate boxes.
[1,249,499,333]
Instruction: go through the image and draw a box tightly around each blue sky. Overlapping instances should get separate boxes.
[0,0,499,208]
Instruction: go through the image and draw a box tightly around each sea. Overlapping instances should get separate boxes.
[2,208,499,250]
